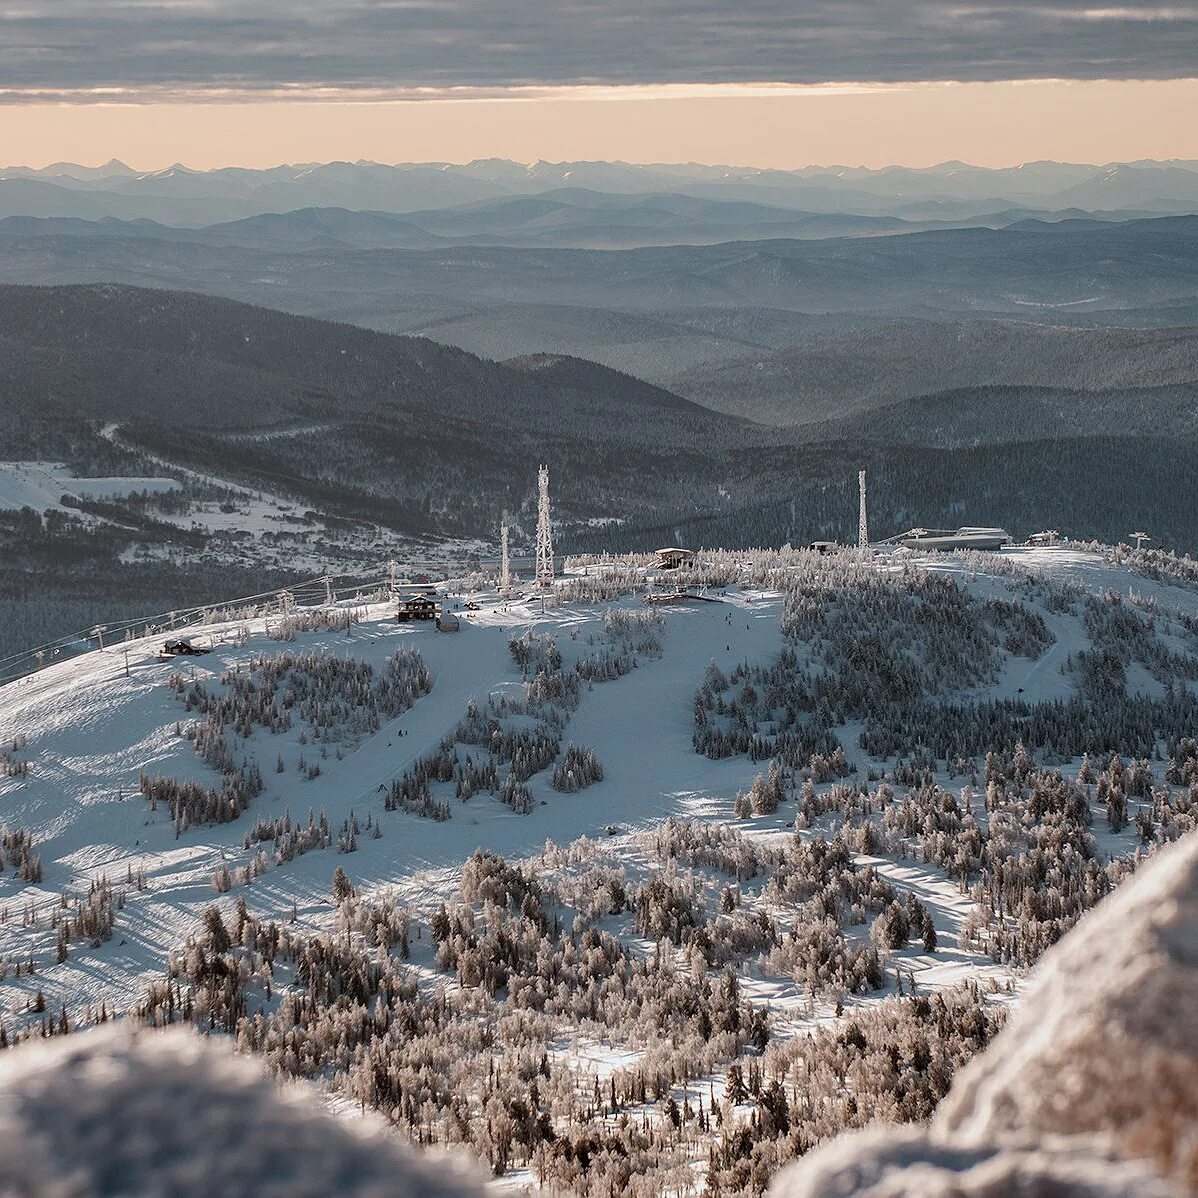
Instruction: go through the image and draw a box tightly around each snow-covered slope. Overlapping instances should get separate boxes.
[0,460,180,511]
[2,545,1196,1195]
[0,583,783,1019]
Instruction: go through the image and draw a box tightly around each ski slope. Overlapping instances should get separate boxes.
[0,585,785,1019]
[0,461,180,512]
[0,546,1193,1039]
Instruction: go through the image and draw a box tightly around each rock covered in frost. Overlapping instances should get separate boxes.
[0,1024,485,1198]
[771,832,1198,1197]
[937,831,1198,1190]
[769,1126,1179,1198]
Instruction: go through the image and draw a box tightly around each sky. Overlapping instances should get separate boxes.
[3,1,1197,168]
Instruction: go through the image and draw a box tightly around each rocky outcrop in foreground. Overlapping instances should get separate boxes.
[772,1127,1177,1198]
[0,1024,485,1198]
[773,831,1198,1197]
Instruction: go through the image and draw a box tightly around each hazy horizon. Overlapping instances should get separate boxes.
[6,78,1198,173]
[10,150,1198,175]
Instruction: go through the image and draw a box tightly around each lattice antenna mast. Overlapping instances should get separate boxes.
[499,524,511,595]
[535,465,555,589]
[858,469,869,550]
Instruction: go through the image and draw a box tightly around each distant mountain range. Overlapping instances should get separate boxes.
[0,191,1166,252]
[4,211,1195,413]
[672,320,1198,424]
[0,199,980,252]
[1,161,1197,552]
[2,158,1197,227]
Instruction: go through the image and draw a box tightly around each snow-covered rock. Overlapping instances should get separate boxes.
[0,1024,485,1198]
[769,1127,1178,1198]
[771,831,1198,1197]
[938,831,1198,1191]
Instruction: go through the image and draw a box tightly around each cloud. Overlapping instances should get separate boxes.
[1,0,1196,99]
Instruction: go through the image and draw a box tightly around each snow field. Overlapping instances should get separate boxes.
[0,461,180,512]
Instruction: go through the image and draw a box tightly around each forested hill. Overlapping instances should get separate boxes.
[0,283,746,446]
[675,320,1198,425]
[503,352,712,416]
[3,282,1198,555]
[0,282,779,540]
[790,382,1198,447]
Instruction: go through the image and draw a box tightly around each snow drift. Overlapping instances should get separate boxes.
[0,1024,485,1198]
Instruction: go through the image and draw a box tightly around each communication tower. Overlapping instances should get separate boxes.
[535,465,555,589]
[499,525,511,595]
[858,470,869,550]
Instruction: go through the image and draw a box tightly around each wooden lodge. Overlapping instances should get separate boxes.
[654,547,696,570]
[396,594,438,622]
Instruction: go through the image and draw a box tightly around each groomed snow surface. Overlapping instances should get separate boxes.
[0,461,180,512]
[0,583,792,1021]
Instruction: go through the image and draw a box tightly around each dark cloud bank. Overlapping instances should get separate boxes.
[2,0,1196,97]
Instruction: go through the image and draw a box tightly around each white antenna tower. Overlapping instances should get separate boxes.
[1129,531,1151,552]
[535,465,555,589]
[858,469,869,550]
[499,524,511,595]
